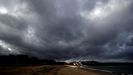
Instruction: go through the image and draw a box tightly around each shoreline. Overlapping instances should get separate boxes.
[80,65,112,73]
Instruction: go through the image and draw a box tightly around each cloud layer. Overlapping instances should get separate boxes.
[0,0,133,61]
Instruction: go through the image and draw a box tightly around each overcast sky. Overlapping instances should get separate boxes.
[0,0,133,61]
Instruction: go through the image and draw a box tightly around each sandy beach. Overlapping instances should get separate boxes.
[0,65,112,75]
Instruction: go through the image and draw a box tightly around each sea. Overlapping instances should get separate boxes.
[85,65,133,75]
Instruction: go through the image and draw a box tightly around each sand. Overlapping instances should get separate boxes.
[0,65,112,75]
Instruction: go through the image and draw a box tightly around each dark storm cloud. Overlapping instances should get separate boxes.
[0,0,133,61]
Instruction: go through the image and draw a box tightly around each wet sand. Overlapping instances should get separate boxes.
[0,65,112,75]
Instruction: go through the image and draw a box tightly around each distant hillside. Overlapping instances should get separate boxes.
[0,55,66,66]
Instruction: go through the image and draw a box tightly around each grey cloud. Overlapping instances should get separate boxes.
[0,0,133,61]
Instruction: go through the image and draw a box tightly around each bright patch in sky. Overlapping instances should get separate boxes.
[80,0,131,21]
[0,7,8,14]
[92,8,102,16]
[26,26,35,39]
[0,40,20,54]
[23,26,41,47]
[0,40,12,52]
[8,48,12,52]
